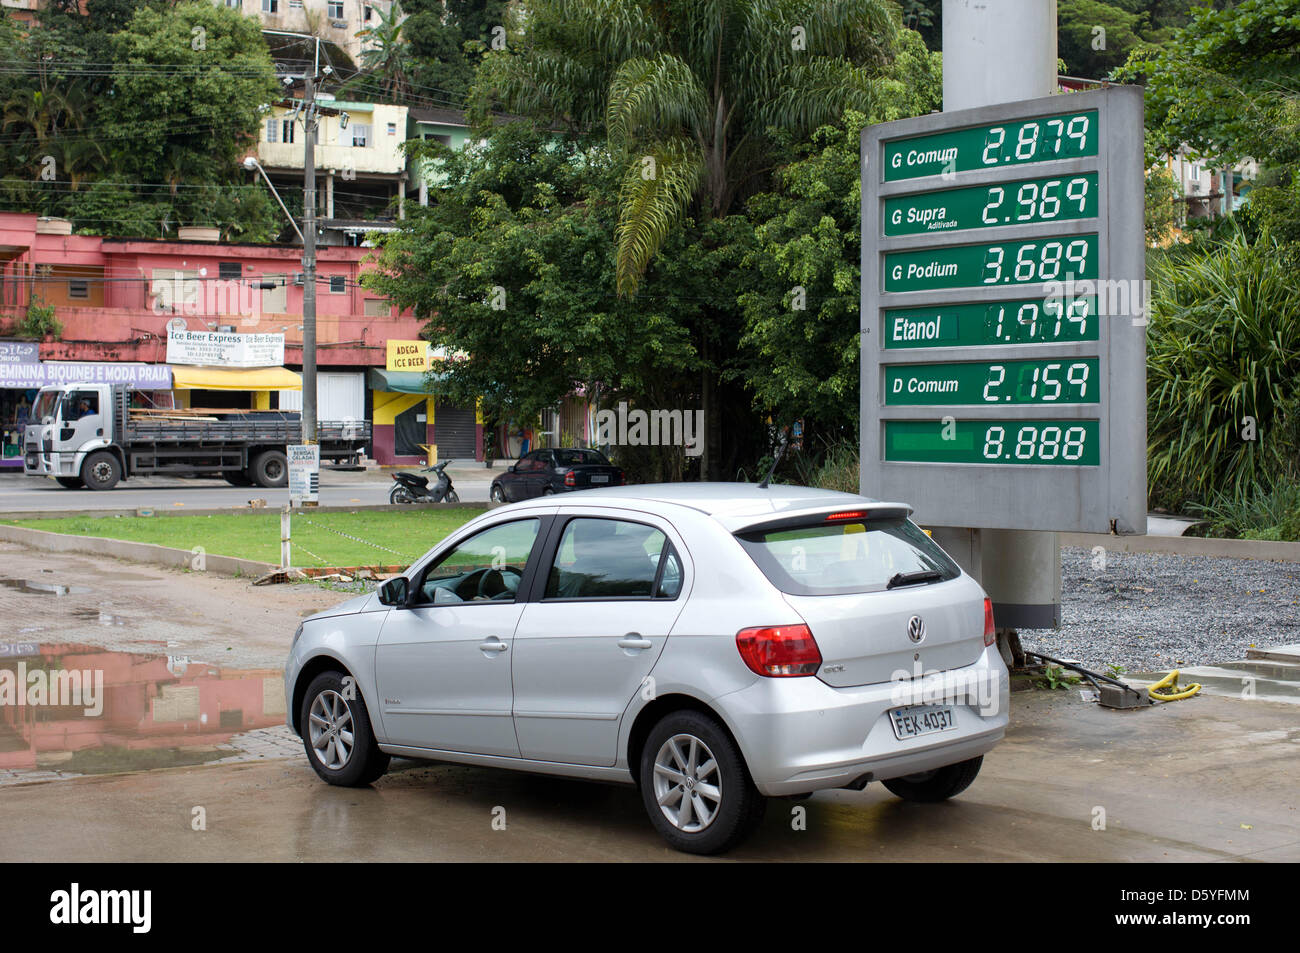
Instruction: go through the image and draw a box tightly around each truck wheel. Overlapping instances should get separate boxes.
[251,450,288,488]
[55,477,84,489]
[81,451,122,491]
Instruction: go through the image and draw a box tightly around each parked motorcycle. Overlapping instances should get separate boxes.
[389,461,460,504]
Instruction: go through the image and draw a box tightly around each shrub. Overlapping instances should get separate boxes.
[1146,230,1300,508]
[16,302,60,340]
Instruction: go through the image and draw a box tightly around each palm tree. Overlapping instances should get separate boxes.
[357,0,411,99]
[480,0,898,295]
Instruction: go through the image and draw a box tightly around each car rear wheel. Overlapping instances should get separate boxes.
[300,671,389,787]
[542,486,555,496]
[881,756,983,803]
[639,710,766,855]
[251,450,288,488]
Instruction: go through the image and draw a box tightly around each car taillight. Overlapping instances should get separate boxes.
[564,470,575,486]
[615,470,624,485]
[735,624,821,677]
[983,598,996,647]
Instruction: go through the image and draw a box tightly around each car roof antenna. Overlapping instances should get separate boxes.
[758,427,790,489]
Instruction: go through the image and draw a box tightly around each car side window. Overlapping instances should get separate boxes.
[544,518,679,600]
[413,518,540,606]
[519,453,543,472]
[656,545,683,599]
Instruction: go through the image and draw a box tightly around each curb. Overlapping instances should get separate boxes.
[0,523,277,578]
[1060,532,1300,564]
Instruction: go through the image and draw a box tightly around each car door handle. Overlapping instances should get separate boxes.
[479,638,509,654]
[618,635,653,650]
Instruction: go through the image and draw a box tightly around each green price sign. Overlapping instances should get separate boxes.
[883,110,1098,182]
[884,296,1099,349]
[885,234,1098,293]
[884,173,1097,236]
[884,419,1101,466]
[885,358,1100,405]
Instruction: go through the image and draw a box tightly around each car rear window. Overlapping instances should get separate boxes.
[553,449,607,466]
[735,517,960,596]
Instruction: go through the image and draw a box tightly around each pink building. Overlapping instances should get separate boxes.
[0,213,483,467]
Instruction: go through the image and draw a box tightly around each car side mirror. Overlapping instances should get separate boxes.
[507,464,517,473]
[378,577,409,607]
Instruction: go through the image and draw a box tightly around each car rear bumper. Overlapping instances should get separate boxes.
[718,645,1010,796]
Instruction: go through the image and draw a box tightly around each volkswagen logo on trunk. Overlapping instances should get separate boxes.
[907,616,926,643]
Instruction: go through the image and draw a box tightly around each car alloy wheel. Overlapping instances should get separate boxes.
[652,733,723,833]
[490,484,505,503]
[308,689,354,771]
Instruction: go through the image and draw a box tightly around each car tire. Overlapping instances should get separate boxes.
[490,484,506,503]
[251,450,288,488]
[639,710,766,855]
[55,476,84,489]
[300,671,390,787]
[542,486,555,496]
[80,450,121,490]
[881,756,983,803]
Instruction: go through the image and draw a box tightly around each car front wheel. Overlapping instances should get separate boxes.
[300,671,389,787]
[639,710,765,855]
[490,483,506,503]
[881,756,983,802]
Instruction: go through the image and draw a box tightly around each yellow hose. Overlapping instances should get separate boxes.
[1147,669,1201,701]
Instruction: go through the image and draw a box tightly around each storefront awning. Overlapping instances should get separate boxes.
[170,366,302,391]
[367,368,445,394]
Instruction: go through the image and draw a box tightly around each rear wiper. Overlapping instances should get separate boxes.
[886,570,943,589]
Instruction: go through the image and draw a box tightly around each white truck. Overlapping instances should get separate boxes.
[23,382,369,490]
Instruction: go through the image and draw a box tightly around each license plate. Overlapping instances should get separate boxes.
[589,474,610,483]
[889,705,957,740]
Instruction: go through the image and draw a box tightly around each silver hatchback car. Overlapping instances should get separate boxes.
[285,484,1009,854]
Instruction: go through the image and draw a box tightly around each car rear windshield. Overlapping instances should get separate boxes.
[735,517,961,596]
[554,449,607,466]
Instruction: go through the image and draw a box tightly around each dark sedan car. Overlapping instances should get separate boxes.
[489,448,625,502]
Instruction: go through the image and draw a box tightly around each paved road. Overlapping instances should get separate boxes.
[0,464,501,511]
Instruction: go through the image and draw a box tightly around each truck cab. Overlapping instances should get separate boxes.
[24,383,120,489]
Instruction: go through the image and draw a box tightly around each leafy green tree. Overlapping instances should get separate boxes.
[1059,0,1145,78]
[1144,166,1181,245]
[363,122,724,480]
[401,0,512,105]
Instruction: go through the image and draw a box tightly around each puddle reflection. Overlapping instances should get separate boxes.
[0,643,285,774]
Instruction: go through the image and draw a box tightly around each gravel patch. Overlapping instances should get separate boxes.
[1019,547,1300,673]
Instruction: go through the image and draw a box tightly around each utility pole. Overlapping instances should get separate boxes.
[301,71,318,446]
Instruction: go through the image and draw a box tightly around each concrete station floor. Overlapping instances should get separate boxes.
[0,688,1296,862]
[0,544,1296,862]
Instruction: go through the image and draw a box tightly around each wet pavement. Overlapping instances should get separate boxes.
[0,688,1296,862]
[0,544,1297,862]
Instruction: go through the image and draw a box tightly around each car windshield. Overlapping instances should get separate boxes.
[31,391,60,423]
[553,449,607,466]
[736,517,960,596]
